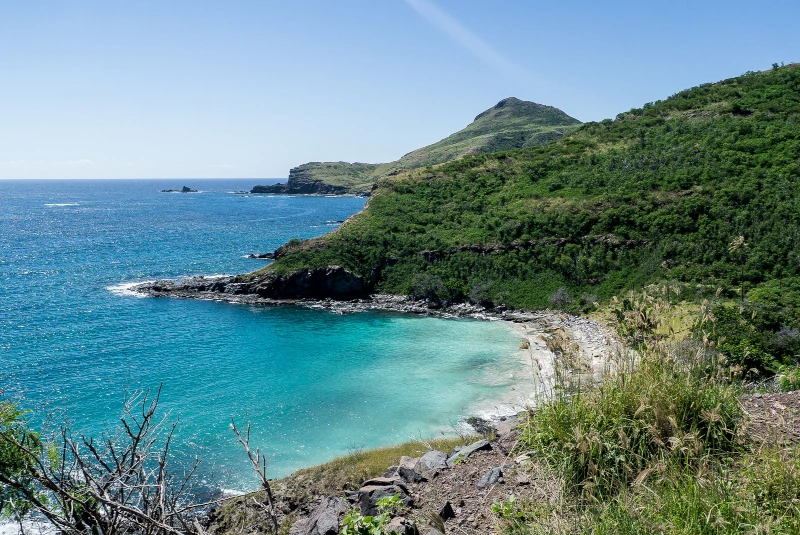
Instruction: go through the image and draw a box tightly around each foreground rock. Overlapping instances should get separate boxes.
[289,497,348,535]
[206,427,563,535]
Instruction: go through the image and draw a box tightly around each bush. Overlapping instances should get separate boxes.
[548,287,573,310]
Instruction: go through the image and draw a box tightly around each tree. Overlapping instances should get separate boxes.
[0,388,217,535]
[728,236,749,303]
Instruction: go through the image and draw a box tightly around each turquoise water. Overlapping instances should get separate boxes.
[0,179,525,490]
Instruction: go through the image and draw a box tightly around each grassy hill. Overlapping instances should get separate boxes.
[252,98,580,195]
[261,63,800,369]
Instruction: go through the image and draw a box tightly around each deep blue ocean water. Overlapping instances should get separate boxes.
[0,179,526,490]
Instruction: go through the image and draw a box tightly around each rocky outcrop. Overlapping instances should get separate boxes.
[251,166,357,195]
[133,266,368,302]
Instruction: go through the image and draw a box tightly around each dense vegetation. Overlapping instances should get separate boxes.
[266,64,800,371]
[273,98,580,194]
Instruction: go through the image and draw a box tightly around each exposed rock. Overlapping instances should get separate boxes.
[385,517,418,535]
[446,440,491,467]
[251,166,354,195]
[246,253,275,259]
[476,467,502,489]
[439,501,455,521]
[289,496,347,535]
[383,465,399,478]
[160,186,198,193]
[134,266,368,302]
[492,414,520,437]
[418,450,448,471]
[357,484,411,516]
[398,456,423,483]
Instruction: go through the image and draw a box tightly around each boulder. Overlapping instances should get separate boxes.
[418,450,448,471]
[476,467,503,489]
[439,501,455,521]
[385,517,418,535]
[398,456,423,482]
[446,440,492,467]
[357,484,411,516]
[289,496,348,535]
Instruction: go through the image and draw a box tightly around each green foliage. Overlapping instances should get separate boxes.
[777,365,800,392]
[340,495,403,535]
[268,65,800,325]
[0,401,43,519]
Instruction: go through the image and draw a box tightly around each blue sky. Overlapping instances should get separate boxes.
[1,0,798,179]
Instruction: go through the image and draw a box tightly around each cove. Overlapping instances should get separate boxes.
[0,179,528,490]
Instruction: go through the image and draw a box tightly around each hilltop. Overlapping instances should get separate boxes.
[251,98,580,195]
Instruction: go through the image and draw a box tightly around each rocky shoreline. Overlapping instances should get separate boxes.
[206,415,546,535]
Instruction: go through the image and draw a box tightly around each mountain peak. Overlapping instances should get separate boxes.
[473,98,579,125]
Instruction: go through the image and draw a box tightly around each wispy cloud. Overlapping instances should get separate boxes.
[404,0,527,79]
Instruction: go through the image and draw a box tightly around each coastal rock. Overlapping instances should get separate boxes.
[476,467,503,489]
[357,484,411,516]
[446,440,491,467]
[160,186,197,193]
[246,252,275,259]
[251,166,350,195]
[135,265,368,301]
[289,496,348,535]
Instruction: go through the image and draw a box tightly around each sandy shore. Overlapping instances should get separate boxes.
[460,314,619,424]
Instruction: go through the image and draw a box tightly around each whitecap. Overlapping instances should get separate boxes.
[44,203,79,207]
[106,281,153,298]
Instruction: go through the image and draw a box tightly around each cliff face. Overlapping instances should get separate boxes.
[251,162,380,196]
[251,98,580,196]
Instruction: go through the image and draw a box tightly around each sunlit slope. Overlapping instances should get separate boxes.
[266,65,800,309]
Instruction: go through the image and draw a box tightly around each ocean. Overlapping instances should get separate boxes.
[0,179,530,491]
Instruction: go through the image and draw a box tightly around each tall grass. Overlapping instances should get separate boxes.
[500,289,800,534]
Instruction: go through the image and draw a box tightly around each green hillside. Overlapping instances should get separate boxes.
[387,98,581,172]
[252,98,580,195]
[260,64,800,368]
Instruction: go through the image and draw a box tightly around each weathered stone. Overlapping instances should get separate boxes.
[439,501,455,521]
[398,456,423,482]
[446,439,491,467]
[516,473,530,485]
[476,467,503,489]
[357,485,411,516]
[383,465,399,478]
[386,517,418,535]
[289,496,347,535]
[418,450,447,471]
[492,413,520,437]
